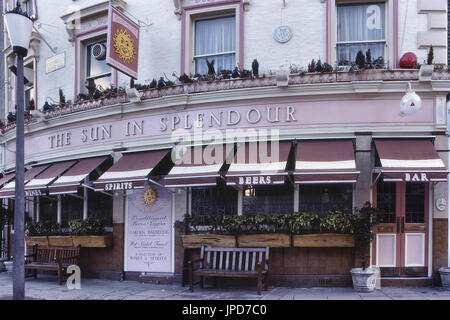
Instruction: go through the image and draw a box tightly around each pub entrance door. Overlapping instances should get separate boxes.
[372,181,428,276]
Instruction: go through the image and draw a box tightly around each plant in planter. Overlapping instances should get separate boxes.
[288,212,320,234]
[350,202,382,292]
[419,45,434,81]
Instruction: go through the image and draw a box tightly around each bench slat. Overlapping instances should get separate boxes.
[213,251,217,270]
[219,251,223,270]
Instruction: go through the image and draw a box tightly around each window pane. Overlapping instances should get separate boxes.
[195,16,236,74]
[61,195,83,223]
[405,183,425,223]
[88,190,113,226]
[39,198,57,223]
[191,187,238,217]
[376,182,396,224]
[243,185,294,215]
[298,184,352,215]
[195,53,235,75]
[87,41,110,78]
[337,3,386,42]
[337,42,385,65]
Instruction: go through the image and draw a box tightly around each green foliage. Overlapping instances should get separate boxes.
[68,218,108,236]
[322,63,334,73]
[27,218,109,236]
[355,50,366,69]
[252,59,259,77]
[26,221,61,236]
[353,202,381,246]
[427,45,434,65]
[286,212,320,234]
[240,69,253,78]
[320,209,355,234]
[308,59,316,73]
[175,203,380,246]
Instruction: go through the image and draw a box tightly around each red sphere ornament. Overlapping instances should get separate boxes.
[399,52,418,69]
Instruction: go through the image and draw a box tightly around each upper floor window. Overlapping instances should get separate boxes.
[336,2,386,65]
[6,0,36,18]
[83,38,112,93]
[194,15,236,74]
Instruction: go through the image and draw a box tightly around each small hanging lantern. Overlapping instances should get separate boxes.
[400,82,422,116]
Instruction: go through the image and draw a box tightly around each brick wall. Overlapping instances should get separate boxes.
[80,223,124,280]
[433,219,448,273]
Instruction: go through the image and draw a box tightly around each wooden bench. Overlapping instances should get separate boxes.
[24,245,80,285]
[188,246,270,295]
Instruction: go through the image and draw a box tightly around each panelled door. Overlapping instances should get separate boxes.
[372,181,428,276]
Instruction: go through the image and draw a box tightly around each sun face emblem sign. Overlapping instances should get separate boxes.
[143,188,158,206]
[113,28,136,64]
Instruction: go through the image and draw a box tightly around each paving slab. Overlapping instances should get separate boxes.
[1,271,450,300]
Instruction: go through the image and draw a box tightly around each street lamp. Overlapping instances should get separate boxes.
[4,2,34,300]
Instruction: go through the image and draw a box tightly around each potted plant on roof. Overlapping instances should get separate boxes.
[419,45,434,81]
[350,202,381,292]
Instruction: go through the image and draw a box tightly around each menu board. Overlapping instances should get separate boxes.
[125,185,172,272]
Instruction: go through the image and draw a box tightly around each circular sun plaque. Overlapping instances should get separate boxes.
[113,28,136,63]
[274,26,293,43]
[142,187,158,206]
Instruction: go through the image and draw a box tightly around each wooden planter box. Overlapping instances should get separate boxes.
[48,236,74,247]
[28,234,113,248]
[237,233,291,248]
[26,236,48,247]
[72,234,113,248]
[181,234,236,248]
[293,233,355,248]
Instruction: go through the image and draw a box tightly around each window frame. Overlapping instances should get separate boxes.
[193,14,237,74]
[329,0,395,68]
[75,28,116,97]
[336,2,387,65]
[182,2,243,75]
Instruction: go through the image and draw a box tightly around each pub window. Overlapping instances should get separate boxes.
[376,181,396,223]
[87,189,113,226]
[85,39,112,91]
[191,187,238,218]
[243,185,294,215]
[39,197,57,223]
[336,2,386,65]
[405,183,425,224]
[194,15,236,74]
[298,184,352,215]
[61,195,83,223]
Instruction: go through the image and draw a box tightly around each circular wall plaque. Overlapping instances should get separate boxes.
[274,26,293,43]
[436,197,447,211]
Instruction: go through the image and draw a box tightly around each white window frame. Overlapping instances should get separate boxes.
[330,0,394,68]
[193,15,237,74]
[76,31,115,96]
[183,3,242,75]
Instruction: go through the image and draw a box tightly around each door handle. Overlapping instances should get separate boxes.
[396,217,400,234]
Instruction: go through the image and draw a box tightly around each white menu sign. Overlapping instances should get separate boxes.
[125,185,172,272]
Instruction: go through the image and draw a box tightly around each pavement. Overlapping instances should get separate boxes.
[1,270,450,300]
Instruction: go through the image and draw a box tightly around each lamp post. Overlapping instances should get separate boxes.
[4,2,34,300]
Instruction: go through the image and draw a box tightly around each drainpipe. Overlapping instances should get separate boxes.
[447,98,450,268]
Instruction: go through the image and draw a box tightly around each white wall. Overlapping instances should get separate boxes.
[25,0,435,112]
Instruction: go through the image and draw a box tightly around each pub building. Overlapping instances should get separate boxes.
[0,0,450,287]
